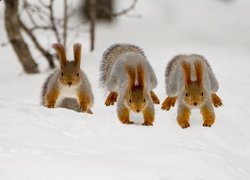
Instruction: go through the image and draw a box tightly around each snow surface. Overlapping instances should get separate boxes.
[0,0,250,179]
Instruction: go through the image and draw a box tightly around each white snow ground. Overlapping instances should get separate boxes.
[0,0,250,179]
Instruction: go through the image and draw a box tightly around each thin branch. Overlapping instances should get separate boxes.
[111,0,138,17]
[98,0,138,18]
[19,19,55,69]
[49,0,61,43]
[63,0,68,47]
[30,25,53,32]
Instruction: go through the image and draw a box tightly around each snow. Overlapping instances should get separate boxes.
[1,0,250,179]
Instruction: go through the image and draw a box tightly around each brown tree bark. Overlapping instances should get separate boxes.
[4,0,39,73]
[89,0,96,51]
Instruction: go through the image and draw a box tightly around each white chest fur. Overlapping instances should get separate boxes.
[55,85,79,107]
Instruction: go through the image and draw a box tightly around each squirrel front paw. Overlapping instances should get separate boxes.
[150,91,160,104]
[161,96,177,111]
[142,122,153,126]
[203,120,214,127]
[178,119,190,128]
[122,120,134,125]
[80,103,88,112]
[46,102,55,108]
[105,92,118,106]
[211,93,223,108]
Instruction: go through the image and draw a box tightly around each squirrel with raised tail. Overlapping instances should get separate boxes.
[161,54,223,128]
[100,44,160,126]
[41,43,94,114]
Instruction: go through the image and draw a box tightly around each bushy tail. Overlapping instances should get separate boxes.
[99,43,146,88]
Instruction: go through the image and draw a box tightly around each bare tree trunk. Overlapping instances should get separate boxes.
[4,0,39,74]
[89,0,96,51]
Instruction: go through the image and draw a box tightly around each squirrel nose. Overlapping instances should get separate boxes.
[136,109,140,112]
[68,81,72,86]
[193,102,198,106]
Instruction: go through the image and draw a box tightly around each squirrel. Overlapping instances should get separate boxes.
[41,43,94,114]
[100,43,160,126]
[161,54,223,128]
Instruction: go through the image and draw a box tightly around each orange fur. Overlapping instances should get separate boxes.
[117,106,133,124]
[201,106,215,127]
[78,91,91,112]
[161,96,177,111]
[142,106,154,126]
[137,63,145,89]
[45,89,59,108]
[105,91,118,106]
[52,43,67,67]
[211,93,223,107]
[194,60,203,86]
[181,61,191,86]
[73,43,81,69]
[177,107,190,128]
[150,91,160,104]
[125,65,136,89]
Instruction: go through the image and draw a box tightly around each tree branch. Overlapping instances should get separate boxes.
[19,19,55,69]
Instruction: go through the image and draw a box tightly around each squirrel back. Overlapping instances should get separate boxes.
[99,43,146,88]
[165,54,219,97]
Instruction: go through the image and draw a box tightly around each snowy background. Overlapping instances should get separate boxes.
[0,0,250,179]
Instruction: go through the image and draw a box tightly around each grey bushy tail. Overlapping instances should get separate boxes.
[99,43,146,89]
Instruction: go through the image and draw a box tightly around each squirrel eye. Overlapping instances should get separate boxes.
[76,73,79,76]
[144,99,146,102]
[129,99,132,103]
[61,72,64,76]
[186,93,188,97]
[201,92,204,96]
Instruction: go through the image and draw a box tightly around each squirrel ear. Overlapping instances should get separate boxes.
[137,63,145,89]
[125,65,136,89]
[52,43,67,68]
[194,60,203,86]
[181,61,191,86]
[73,43,81,69]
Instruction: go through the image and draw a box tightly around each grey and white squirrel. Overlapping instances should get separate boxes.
[161,54,223,128]
[41,43,94,114]
[100,44,160,126]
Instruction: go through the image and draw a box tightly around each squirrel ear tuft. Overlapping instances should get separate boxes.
[137,63,145,89]
[181,61,191,86]
[194,60,203,86]
[125,65,136,89]
[73,43,82,69]
[52,43,67,68]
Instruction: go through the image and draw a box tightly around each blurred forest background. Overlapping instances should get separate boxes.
[1,0,249,74]
[2,0,138,73]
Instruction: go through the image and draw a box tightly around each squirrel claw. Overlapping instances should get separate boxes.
[80,105,88,112]
[123,120,134,125]
[178,121,190,128]
[211,93,223,108]
[203,122,213,127]
[87,109,93,114]
[105,92,118,106]
[142,122,153,126]
[161,97,177,111]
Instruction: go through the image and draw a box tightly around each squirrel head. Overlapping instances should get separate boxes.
[124,64,148,113]
[52,43,82,87]
[181,60,207,107]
